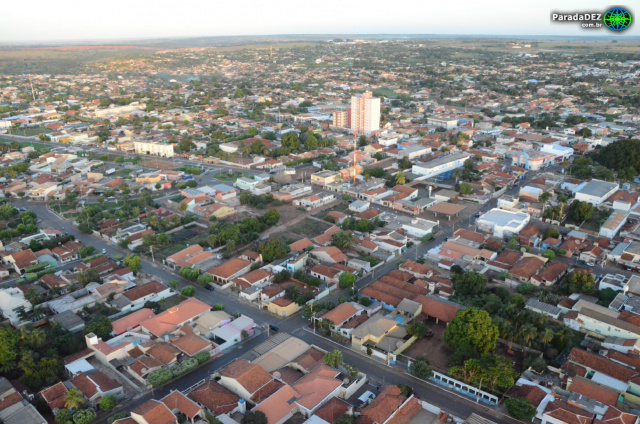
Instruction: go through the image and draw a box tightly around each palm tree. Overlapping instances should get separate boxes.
[557,194,568,217]
[453,169,462,182]
[541,328,555,350]
[520,324,538,348]
[556,327,574,349]
[64,389,85,410]
[394,171,406,186]
[539,192,551,213]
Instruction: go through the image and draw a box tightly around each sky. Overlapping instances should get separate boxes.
[1,0,637,43]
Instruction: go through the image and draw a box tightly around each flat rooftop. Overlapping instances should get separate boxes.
[427,202,466,215]
[478,208,529,226]
[577,179,618,198]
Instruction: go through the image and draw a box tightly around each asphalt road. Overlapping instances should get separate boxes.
[14,197,524,423]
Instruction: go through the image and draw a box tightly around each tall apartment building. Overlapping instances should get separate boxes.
[350,91,380,135]
[332,110,349,128]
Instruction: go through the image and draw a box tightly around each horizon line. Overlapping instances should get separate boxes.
[2,32,639,46]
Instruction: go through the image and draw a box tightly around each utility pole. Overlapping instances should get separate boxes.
[353,130,358,183]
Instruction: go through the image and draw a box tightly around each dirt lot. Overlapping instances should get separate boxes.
[143,159,176,169]
[402,319,451,372]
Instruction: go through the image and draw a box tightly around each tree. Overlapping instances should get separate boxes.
[259,238,290,263]
[168,280,179,290]
[100,394,118,411]
[178,202,188,213]
[197,273,214,285]
[0,327,18,372]
[594,166,615,181]
[78,246,95,258]
[541,328,555,350]
[84,316,113,340]
[444,308,499,354]
[281,132,301,151]
[124,254,142,273]
[73,409,96,424]
[394,171,406,185]
[409,359,433,379]
[452,272,486,298]
[65,388,85,409]
[332,231,354,249]
[261,209,280,226]
[568,200,594,223]
[324,349,343,368]
[459,183,472,195]
[107,412,130,424]
[181,286,196,297]
[539,192,551,212]
[542,250,556,260]
[567,271,596,295]
[339,272,357,289]
[305,133,318,150]
[505,397,537,420]
[398,157,412,170]
[55,409,74,424]
[241,411,268,424]
[406,322,429,339]
[543,227,560,239]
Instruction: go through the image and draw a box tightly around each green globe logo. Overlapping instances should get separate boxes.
[603,7,632,31]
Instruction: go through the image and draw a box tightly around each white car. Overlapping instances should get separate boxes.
[102,249,107,254]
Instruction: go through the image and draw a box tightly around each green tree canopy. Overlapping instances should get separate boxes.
[568,200,594,223]
[84,316,113,340]
[505,397,537,420]
[324,349,343,367]
[452,272,487,298]
[339,272,357,288]
[444,308,499,354]
[259,238,290,263]
[124,254,142,273]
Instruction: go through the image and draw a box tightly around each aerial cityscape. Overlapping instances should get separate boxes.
[0,2,639,424]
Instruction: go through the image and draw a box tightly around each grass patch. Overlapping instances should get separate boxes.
[372,88,398,98]
[569,208,613,233]
[213,171,248,182]
[156,295,181,313]
[294,217,332,238]
[6,126,53,137]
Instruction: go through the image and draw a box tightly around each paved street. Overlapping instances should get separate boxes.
[15,196,525,423]
[11,147,627,424]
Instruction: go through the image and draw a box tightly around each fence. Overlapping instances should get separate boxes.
[429,370,499,406]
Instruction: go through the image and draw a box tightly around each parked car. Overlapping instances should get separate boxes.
[269,324,279,332]
[205,284,215,291]
[586,262,595,267]
[102,249,107,254]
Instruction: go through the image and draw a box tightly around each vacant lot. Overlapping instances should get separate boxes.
[149,225,209,261]
[403,320,450,372]
[292,217,333,238]
[143,159,176,169]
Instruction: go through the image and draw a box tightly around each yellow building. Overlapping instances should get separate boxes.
[135,175,162,184]
[350,315,397,350]
[268,297,300,317]
[310,170,339,186]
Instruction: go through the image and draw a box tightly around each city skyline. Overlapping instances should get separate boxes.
[1,0,638,43]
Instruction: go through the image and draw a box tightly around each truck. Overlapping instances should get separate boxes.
[105,168,116,175]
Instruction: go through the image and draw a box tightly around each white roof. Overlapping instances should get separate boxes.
[65,359,94,376]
